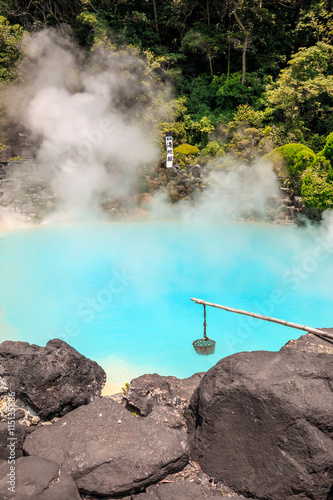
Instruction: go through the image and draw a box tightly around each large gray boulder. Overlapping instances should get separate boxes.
[131,482,239,499]
[0,456,81,499]
[124,372,204,416]
[0,422,25,460]
[0,339,106,419]
[187,339,333,500]
[23,397,189,497]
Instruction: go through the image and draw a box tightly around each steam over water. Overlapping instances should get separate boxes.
[1,30,333,391]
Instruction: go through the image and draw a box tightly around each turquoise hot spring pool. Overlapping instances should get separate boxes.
[0,220,332,390]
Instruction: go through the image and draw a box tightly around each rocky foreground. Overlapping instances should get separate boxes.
[0,333,332,499]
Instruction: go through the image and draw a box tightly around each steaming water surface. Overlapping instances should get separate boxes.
[1,221,333,388]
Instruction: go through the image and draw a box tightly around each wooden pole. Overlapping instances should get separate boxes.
[191,298,333,341]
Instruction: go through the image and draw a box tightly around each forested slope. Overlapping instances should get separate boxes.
[0,0,332,210]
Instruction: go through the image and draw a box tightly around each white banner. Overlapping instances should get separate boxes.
[165,132,173,168]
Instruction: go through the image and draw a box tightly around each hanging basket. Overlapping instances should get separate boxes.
[192,337,216,355]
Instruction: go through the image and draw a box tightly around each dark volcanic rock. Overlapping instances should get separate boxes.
[191,165,202,178]
[124,372,204,417]
[146,405,185,430]
[23,397,189,497]
[0,456,81,499]
[0,422,25,460]
[0,339,106,419]
[166,166,178,178]
[281,331,333,354]
[131,482,229,499]
[187,346,333,500]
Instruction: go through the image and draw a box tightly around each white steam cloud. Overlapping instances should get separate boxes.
[4,29,160,222]
[0,27,331,232]
[149,158,282,224]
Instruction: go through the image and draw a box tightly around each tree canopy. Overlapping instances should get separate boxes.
[0,0,332,212]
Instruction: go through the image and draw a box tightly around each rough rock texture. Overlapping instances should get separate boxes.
[124,372,204,418]
[187,343,333,500]
[23,397,189,497]
[0,339,106,419]
[0,161,56,223]
[128,460,246,500]
[146,405,185,430]
[0,395,41,428]
[281,331,333,354]
[0,456,81,499]
[131,482,233,499]
[0,422,26,460]
[80,461,245,499]
[0,146,12,161]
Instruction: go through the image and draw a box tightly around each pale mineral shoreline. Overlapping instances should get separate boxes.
[102,380,123,395]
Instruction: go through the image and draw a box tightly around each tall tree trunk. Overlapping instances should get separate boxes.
[152,0,159,36]
[207,0,210,25]
[207,54,213,76]
[242,32,249,85]
[232,10,250,85]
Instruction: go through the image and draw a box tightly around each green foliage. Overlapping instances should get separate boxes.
[228,104,263,130]
[1,0,333,214]
[121,383,130,395]
[267,143,316,194]
[294,1,333,47]
[301,166,333,211]
[216,72,272,110]
[265,42,333,137]
[183,75,220,122]
[186,116,214,147]
[0,16,23,81]
[174,144,199,155]
[0,0,83,29]
[174,143,199,166]
[75,11,112,48]
[200,141,224,158]
[322,132,333,161]
[181,29,221,75]
[269,143,315,175]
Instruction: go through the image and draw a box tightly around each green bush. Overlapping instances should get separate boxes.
[174,143,199,166]
[322,132,333,161]
[301,166,333,211]
[0,16,24,81]
[228,104,263,130]
[267,143,315,176]
[200,141,224,158]
[216,72,271,109]
[174,144,199,155]
[265,143,315,194]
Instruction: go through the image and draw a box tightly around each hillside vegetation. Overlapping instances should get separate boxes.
[0,0,332,211]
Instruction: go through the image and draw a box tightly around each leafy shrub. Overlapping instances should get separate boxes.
[216,72,272,109]
[228,104,263,130]
[200,141,224,158]
[265,143,315,194]
[322,132,333,161]
[267,143,315,176]
[174,143,199,166]
[301,166,333,211]
[174,144,199,155]
[311,153,331,171]
[0,16,24,81]
[186,116,214,147]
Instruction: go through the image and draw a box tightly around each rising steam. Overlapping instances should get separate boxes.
[2,29,161,222]
[0,28,331,230]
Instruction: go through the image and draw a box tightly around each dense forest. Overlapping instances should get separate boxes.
[0,0,332,211]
